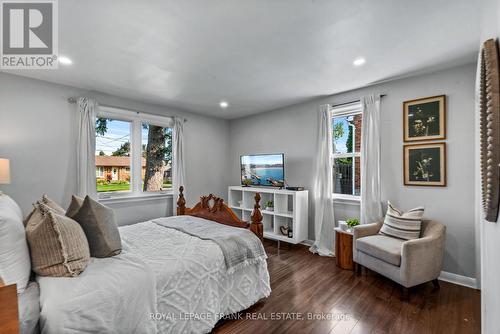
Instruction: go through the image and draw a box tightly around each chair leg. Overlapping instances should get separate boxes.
[432,279,440,289]
[355,263,361,275]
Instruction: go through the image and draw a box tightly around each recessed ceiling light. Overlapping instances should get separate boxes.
[58,56,73,65]
[219,101,229,108]
[353,57,366,67]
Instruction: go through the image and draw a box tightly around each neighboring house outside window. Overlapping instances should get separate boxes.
[331,102,362,198]
[95,107,173,196]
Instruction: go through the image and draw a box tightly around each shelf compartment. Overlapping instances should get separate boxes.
[262,214,274,233]
[229,189,243,207]
[274,216,293,237]
[274,193,294,216]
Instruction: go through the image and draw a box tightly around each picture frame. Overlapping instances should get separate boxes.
[404,142,446,187]
[403,95,446,142]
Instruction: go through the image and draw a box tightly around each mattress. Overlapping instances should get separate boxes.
[38,217,271,334]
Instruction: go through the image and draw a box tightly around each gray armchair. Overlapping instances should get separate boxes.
[353,220,446,295]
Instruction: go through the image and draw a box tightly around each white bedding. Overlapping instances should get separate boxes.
[37,252,157,334]
[38,216,271,334]
[120,219,271,334]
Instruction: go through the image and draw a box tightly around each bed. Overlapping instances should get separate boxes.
[37,187,271,334]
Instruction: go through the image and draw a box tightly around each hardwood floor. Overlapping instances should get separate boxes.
[213,240,480,334]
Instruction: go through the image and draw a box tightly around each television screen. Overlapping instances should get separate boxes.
[240,154,285,187]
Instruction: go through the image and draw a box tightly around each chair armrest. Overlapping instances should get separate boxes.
[352,221,383,242]
[400,233,445,286]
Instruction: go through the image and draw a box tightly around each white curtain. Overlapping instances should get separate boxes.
[309,104,335,257]
[360,94,383,224]
[172,117,186,214]
[76,97,98,198]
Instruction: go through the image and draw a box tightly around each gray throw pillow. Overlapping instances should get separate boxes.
[66,195,84,217]
[68,196,122,258]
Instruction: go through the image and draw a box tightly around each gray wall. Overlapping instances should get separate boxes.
[0,72,230,225]
[229,63,477,278]
[479,0,500,332]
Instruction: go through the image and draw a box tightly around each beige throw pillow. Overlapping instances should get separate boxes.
[68,196,122,258]
[25,203,90,277]
[379,202,424,240]
[40,194,66,214]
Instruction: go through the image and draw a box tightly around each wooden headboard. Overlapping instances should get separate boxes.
[176,186,263,241]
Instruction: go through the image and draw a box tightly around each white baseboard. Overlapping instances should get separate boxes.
[300,239,314,246]
[439,271,478,289]
[298,241,478,290]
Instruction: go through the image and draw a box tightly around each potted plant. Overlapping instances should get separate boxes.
[265,200,274,211]
[242,178,252,187]
[346,218,360,232]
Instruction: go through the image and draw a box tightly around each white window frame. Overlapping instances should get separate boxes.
[96,106,174,199]
[331,102,362,202]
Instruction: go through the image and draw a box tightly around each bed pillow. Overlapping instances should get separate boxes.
[0,194,31,292]
[65,195,84,217]
[25,203,90,277]
[68,196,122,258]
[379,201,425,240]
[40,194,65,214]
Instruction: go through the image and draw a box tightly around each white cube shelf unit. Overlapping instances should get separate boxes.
[228,186,308,244]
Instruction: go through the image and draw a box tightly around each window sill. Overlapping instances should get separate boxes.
[333,194,361,205]
[99,191,173,205]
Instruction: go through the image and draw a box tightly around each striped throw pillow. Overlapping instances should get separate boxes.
[379,202,424,240]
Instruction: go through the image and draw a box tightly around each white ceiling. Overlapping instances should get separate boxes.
[4,0,481,119]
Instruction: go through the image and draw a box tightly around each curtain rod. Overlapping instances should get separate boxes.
[331,94,386,108]
[67,97,187,122]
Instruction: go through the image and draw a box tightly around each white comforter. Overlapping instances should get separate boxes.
[38,217,271,334]
[121,218,271,334]
[37,252,157,334]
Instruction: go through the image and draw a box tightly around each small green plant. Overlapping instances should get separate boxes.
[346,218,360,228]
[265,200,274,208]
[242,178,252,186]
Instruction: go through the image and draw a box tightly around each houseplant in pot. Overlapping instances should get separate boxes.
[242,178,252,187]
[265,200,274,211]
[346,218,360,232]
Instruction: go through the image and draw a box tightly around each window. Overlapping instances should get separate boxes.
[96,167,104,178]
[95,119,131,193]
[332,103,362,197]
[141,123,172,192]
[95,107,173,197]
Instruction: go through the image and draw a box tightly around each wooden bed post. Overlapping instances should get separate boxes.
[250,193,264,241]
[177,186,186,215]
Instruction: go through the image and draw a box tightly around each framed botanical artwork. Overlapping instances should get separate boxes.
[404,143,446,187]
[403,95,446,142]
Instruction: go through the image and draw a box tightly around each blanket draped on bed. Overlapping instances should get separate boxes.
[152,216,267,274]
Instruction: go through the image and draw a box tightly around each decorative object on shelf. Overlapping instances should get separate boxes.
[242,178,252,187]
[479,39,500,222]
[265,200,274,211]
[403,95,446,142]
[404,143,446,186]
[0,158,11,196]
[287,228,293,238]
[237,200,243,207]
[279,225,289,236]
[346,218,360,232]
[339,220,348,232]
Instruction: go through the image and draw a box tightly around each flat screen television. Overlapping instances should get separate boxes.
[240,153,285,187]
